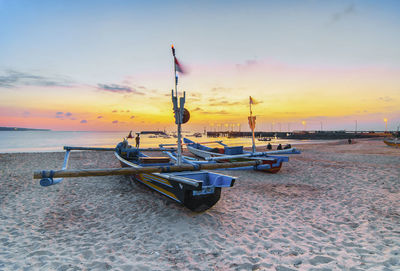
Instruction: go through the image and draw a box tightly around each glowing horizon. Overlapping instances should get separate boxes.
[1,1,399,132]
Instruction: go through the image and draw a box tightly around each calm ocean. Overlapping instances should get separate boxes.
[0,131,322,153]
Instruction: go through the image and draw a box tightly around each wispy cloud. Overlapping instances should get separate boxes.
[330,3,355,23]
[164,91,184,97]
[80,120,87,124]
[236,60,259,71]
[130,116,135,119]
[210,100,242,106]
[203,110,229,115]
[97,83,144,95]
[188,92,203,101]
[210,87,232,92]
[97,116,103,119]
[191,92,202,98]
[0,70,73,88]
[378,96,394,103]
[191,107,229,115]
[55,111,74,120]
[112,120,118,124]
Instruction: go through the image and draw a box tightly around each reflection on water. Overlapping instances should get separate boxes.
[0,131,330,153]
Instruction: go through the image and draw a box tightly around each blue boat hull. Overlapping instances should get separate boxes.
[115,142,235,212]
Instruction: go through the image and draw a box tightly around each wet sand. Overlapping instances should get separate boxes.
[0,139,399,270]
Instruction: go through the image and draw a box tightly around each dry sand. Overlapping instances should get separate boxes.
[0,139,399,270]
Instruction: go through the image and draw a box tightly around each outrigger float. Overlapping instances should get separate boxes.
[33,46,300,212]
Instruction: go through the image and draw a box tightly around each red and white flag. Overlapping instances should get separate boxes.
[174,56,186,74]
[172,45,187,74]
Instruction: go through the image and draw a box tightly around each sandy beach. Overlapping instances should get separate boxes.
[0,139,399,270]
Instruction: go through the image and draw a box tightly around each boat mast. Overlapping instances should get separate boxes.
[249,97,256,153]
[171,45,185,165]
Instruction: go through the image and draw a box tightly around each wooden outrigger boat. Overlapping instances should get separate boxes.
[35,144,262,212]
[383,138,400,148]
[114,140,235,212]
[182,138,300,173]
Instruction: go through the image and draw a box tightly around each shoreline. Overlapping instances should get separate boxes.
[1,139,399,270]
[0,138,379,154]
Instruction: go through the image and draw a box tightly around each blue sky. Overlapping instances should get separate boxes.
[1,0,399,131]
[2,0,399,76]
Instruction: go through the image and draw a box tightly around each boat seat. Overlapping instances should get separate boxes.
[139,157,171,164]
[210,148,224,154]
[224,146,243,155]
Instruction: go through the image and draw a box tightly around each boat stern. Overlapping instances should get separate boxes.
[172,171,236,212]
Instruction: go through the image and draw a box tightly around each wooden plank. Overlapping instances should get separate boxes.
[33,160,262,179]
[139,157,171,164]
[63,146,176,152]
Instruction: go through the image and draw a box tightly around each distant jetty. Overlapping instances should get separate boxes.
[140,131,168,135]
[207,130,392,140]
[0,127,51,131]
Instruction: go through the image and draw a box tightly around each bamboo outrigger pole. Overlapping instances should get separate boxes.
[206,148,300,161]
[63,146,177,152]
[34,160,262,179]
[249,96,257,153]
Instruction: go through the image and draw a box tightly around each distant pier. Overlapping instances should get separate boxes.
[0,127,51,131]
[207,131,393,140]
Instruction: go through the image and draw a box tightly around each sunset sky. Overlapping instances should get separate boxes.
[1,0,399,132]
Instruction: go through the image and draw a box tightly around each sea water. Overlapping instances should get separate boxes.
[0,130,329,153]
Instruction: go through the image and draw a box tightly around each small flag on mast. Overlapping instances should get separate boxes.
[174,57,186,74]
[249,96,258,105]
[171,45,187,74]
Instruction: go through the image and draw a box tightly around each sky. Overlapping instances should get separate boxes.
[0,0,399,132]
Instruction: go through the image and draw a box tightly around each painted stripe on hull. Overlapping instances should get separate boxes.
[115,152,182,203]
[135,174,181,202]
[142,174,173,187]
